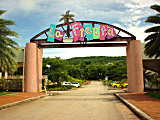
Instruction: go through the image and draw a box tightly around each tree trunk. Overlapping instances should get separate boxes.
[67,24,70,38]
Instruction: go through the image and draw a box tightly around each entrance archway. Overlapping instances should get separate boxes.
[23,21,144,93]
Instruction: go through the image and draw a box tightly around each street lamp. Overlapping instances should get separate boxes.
[45,64,51,94]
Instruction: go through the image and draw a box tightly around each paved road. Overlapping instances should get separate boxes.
[0,81,139,120]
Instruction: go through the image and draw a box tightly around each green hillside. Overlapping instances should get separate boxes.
[66,56,126,65]
[43,56,127,82]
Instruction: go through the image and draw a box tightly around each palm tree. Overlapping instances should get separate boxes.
[0,10,18,74]
[59,10,75,38]
[144,4,160,58]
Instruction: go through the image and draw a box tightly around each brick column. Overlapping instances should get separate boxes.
[37,48,43,92]
[24,43,38,92]
[126,40,144,92]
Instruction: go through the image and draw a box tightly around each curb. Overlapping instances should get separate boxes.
[114,93,154,120]
[0,94,47,110]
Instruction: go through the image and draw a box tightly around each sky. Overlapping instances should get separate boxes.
[0,0,159,59]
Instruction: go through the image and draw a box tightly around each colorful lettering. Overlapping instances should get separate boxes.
[100,24,108,40]
[79,26,84,41]
[55,30,64,41]
[84,23,93,41]
[47,24,56,42]
[106,27,116,39]
[93,27,100,39]
[71,22,81,42]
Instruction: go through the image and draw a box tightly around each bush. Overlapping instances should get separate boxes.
[67,75,86,85]
[47,85,74,91]
[0,79,22,92]
[102,80,108,85]
[147,92,160,99]
[120,79,127,83]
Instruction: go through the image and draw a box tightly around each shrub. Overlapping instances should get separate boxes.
[47,85,74,91]
[147,92,160,99]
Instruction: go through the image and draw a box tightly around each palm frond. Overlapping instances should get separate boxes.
[145,26,160,33]
[0,9,18,73]
[0,19,15,25]
[59,17,64,22]
[144,34,160,58]
[66,10,70,15]
[69,14,75,17]
[144,33,160,41]
[145,16,160,24]
[151,4,160,13]
[0,10,6,15]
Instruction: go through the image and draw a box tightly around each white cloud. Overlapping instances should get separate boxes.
[0,0,39,13]
[127,25,149,41]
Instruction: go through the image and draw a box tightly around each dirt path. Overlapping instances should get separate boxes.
[0,81,139,120]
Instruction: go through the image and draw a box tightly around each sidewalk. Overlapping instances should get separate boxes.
[0,92,45,109]
[119,92,160,120]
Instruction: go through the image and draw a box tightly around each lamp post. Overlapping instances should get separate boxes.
[99,72,102,80]
[44,64,51,94]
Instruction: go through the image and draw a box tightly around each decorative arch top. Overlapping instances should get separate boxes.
[30,21,136,48]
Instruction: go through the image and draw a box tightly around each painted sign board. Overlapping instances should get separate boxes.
[55,30,64,41]
[47,22,117,43]
[47,24,56,42]
[84,23,93,41]
[71,22,81,42]
[93,27,100,39]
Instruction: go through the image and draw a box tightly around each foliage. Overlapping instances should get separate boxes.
[43,57,67,86]
[144,4,160,58]
[0,10,18,73]
[43,56,127,85]
[47,85,74,91]
[144,70,160,89]
[0,78,22,91]
[147,92,160,99]
[104,61,127,81]
[0,92,15,96]
[67,75,86,84]
[59,10,75,38]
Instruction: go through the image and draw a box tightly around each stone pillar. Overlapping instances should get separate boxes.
[24,43,38,92]
[126,40,144,93]
[37,48,43,92]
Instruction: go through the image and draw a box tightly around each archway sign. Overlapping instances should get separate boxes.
[24,21,144,93]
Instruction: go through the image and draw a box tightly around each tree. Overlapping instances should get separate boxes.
[59,10,75,38]
[144,4,160,58]
[46,57,67,86]
[0,10,18,74]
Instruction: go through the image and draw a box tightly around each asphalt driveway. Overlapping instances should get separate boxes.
[0,81,139,120]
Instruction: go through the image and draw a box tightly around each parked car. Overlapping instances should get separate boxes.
[110,81,117,86]
[111,82,128,88]
[111,82,121,88]
[62,82,81,88]
[71,82,81,88]
[120,82,128,88]
[62,82,71,86]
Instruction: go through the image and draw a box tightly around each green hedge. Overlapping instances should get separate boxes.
[147,92,160,99]
[0,79,22,91]
[47,85,74,91]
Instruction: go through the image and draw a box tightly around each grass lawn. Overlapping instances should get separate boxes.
[0,92,15,96]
